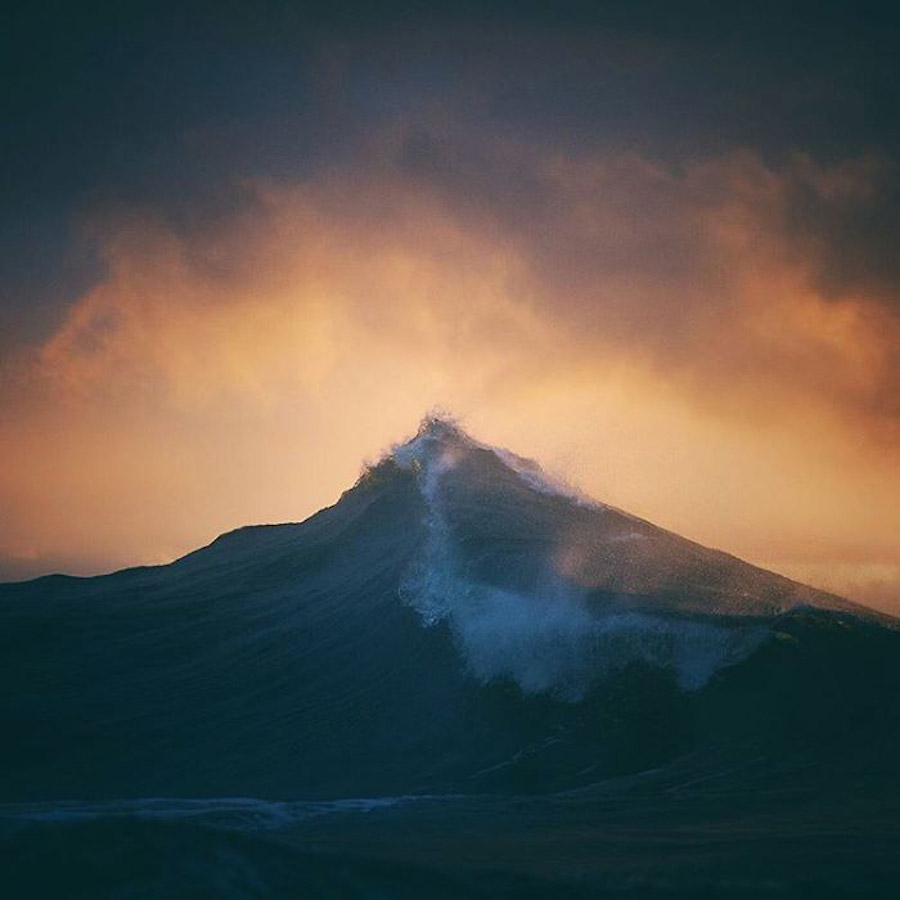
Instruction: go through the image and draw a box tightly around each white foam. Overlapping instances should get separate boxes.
[395,421,766,698]
[493,447,603,509]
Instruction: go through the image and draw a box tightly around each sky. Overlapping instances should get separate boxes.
[1,1,898,613]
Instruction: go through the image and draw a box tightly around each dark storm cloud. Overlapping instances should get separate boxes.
[3,1,899,351]
[781,158,900,306]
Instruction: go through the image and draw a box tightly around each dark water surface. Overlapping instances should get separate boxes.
[2,422,898,896]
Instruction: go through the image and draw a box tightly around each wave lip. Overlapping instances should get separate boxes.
[386,415,870,616]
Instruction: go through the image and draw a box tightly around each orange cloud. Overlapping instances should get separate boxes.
[1,146,897,612]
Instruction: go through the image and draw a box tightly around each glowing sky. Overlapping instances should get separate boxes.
[1,4,898,612]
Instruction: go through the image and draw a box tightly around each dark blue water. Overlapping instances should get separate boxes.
[2,420,898,896]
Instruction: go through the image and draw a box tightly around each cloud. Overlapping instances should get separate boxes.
[1,136,897,611]
[28,142,900,435]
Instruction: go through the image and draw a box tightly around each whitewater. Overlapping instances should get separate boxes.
[392,417,768,695]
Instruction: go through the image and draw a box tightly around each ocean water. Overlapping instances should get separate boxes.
[2,419,898,896]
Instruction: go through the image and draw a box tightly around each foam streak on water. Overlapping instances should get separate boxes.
[0,795,444,832]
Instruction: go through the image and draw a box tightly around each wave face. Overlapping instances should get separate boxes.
[1,416,899,896]
[393,420,769,695]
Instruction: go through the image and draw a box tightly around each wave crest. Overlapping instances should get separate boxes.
[397,429,766,697]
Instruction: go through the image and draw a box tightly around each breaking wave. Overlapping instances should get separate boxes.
[394,418,766,696]
[3,415,899,897]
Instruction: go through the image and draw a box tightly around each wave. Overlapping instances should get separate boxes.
[2,417,899,895]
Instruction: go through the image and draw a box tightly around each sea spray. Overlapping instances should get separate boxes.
[392,417,766,696]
